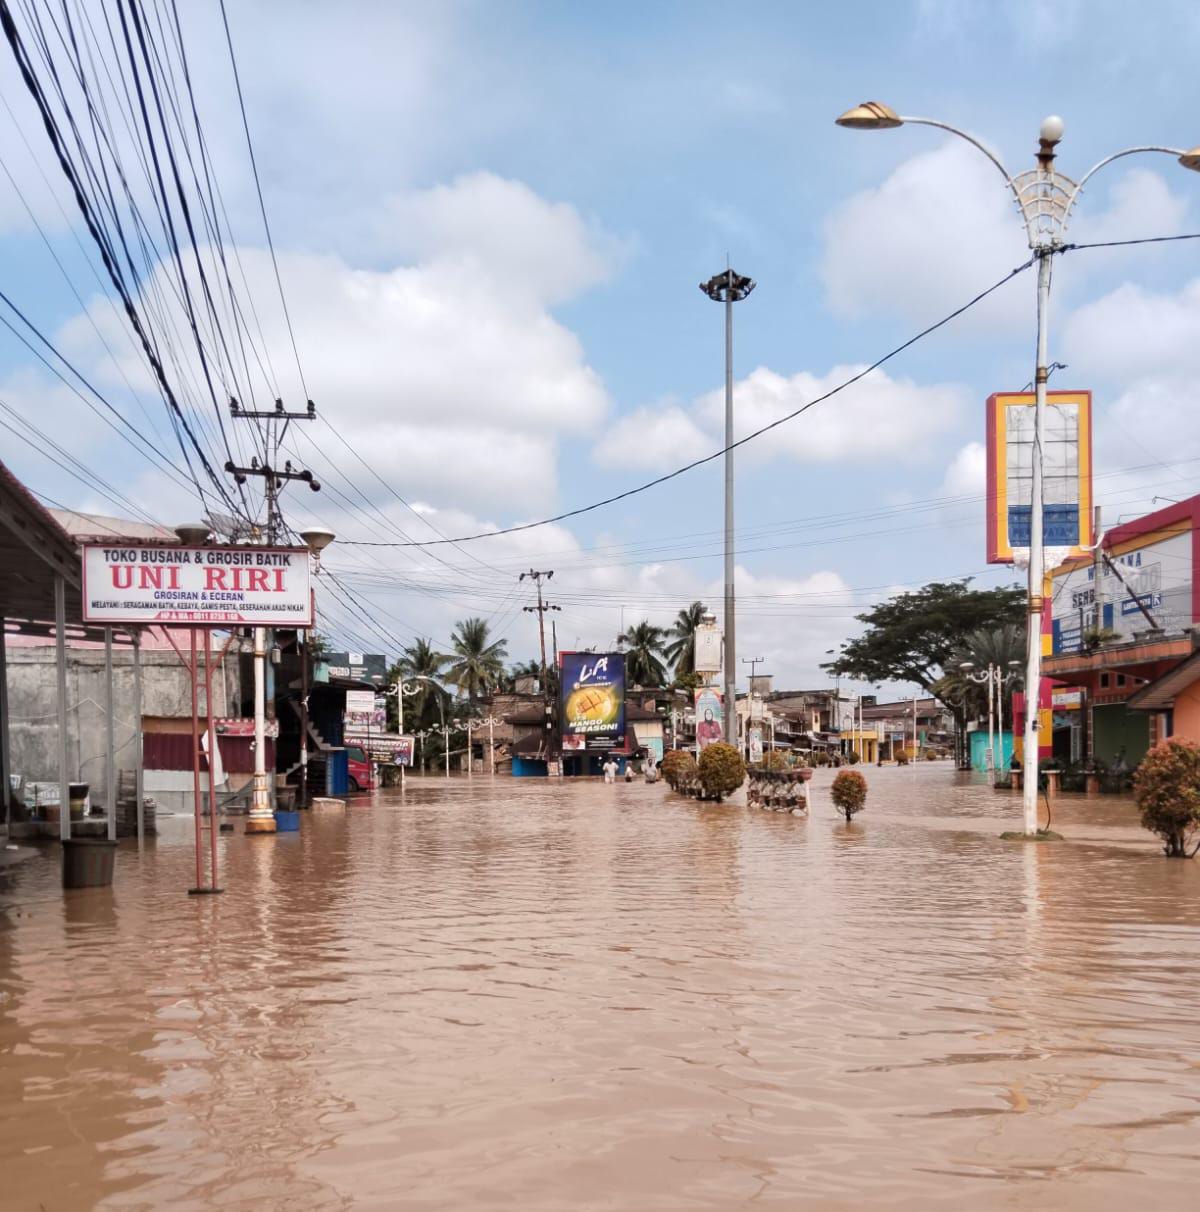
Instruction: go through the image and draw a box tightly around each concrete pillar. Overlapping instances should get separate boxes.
[104,629,116,842]
[0,619,9,829]
[55,576,70,841]
[133,634,144,847]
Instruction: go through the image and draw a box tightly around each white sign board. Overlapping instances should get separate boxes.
[344,690,376,718]
[694,625,723,674]
[82,544,312,626]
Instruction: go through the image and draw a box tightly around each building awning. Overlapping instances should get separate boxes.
[1044,634,1194,680]
[1127,649,1200,711]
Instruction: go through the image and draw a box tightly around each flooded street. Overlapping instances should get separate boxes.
[3,764,1200,1210]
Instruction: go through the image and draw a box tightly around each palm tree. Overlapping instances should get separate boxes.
[618,619,667,687]
[390,637,448,733]
[445,617,509,702]
[664,600,708,677]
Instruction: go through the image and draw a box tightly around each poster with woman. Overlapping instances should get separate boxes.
[694,688,724,750]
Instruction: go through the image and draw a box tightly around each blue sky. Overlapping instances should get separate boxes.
[2,0,1199,688]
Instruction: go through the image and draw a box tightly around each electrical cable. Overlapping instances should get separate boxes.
[338,256,1037,548]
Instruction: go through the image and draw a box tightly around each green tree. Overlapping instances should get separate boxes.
[664,600,708,678]
[824,580,1024,696]
[618,620,667,687]
[935,624,1026,725]
[825,580,1025,750]
[388,637,449,735]
[445,618,509,703]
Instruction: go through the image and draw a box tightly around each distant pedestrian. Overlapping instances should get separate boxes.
[624,764,634,783]
[602,758,618,784]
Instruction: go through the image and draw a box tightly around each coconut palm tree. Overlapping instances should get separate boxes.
[390,637,449,734]
[618,619,667,687]
[445,617,509,702]
[664,600,708,677]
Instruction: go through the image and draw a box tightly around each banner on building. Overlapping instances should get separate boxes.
[344,690,376,727]
[82,544,313,626]
[561,652,626,751]
[324,652,389,684]
[391,737,415,766]
[986,391,1093,565]
[694,687,724,750]
[694,624,723,674]
[748,726,763,763]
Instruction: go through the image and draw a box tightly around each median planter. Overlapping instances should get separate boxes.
[62,837,117,888]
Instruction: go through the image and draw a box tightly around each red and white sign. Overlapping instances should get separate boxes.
[213,717,280,738]
[82,544,313,626]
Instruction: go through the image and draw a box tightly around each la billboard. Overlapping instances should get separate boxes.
[560,652,626,752]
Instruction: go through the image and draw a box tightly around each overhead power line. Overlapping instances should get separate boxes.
[338,255,1037,548]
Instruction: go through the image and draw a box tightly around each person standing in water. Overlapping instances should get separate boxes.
[602,757,618,784]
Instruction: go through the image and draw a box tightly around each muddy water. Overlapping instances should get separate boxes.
[2,765,1199,1210]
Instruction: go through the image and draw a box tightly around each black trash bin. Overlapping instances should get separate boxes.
[62,838,118,888]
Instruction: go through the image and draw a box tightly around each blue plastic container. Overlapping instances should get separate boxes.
[273,809,301,832]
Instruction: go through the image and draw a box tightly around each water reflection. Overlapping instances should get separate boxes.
[2,766,1199,1208]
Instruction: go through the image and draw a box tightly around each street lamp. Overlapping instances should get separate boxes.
[960,660,1022,784]
[837,104,1200,835]
[479,715,503,774]
[701,266,755,746]
[394,675,449,778]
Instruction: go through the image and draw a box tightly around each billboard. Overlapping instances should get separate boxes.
[986,391,1092,565]
[82,544,313,626]
[694,687,723,750]
[324,652,389,684]
[561,652,625,751]
[694,624,723,674]
[748,726,763,763]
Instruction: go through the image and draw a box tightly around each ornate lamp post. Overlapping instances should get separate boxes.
[837,103,1200,834]
[479,715,503,774]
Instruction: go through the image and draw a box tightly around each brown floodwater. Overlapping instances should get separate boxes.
[2,764,1200,1210]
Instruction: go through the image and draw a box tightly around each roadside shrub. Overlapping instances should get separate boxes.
[698,742,746,800]
[761,749,788,773]
[896,749,910,766]
[846,750,861,765]
[661,749,697,791]
[830,769,868,821]
[1133,740,1200,857]
[923,748,938,761]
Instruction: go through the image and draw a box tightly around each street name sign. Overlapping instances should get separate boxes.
[82,544,313,626]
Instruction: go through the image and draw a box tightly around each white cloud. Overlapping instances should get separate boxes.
[56,175,619,516]
[381,172,622,305]
[821,140,1190,331]
[1062,277,1200,385]
[594,402,711,469]
[821,140,1029,329]
[941,441,986,499]
[595,364,965,473]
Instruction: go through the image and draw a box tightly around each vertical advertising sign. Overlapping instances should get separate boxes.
[561,652,626,751]
[748,726,763,764]
[986,390,1093,565]
[694,687,724,751]
[694,624,723,674]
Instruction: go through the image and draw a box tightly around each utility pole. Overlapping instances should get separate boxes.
[228,397,320,834]
[741,656,765,683]
[700,266,755,746]
[521,570,561,768]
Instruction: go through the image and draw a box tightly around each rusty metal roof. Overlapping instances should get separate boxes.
[0,458,84,627]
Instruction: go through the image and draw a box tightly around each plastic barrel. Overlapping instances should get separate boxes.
[273,809,301,832]
[62,838,118,888]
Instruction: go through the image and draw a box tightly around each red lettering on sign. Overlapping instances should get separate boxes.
[248,569,269,592]
[205,568,228,591]
[139,567,163,590]
[112,565,133,589]
[272,569,285,592]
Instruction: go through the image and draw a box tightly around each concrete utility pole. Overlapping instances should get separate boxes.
[700,266,755,746]
[837,103,1200,834]
[229,398,320,833]
[521,570,561,765]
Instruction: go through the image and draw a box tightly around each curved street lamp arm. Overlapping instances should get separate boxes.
[899,116,1021,206]
[1063,146,1190,228]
